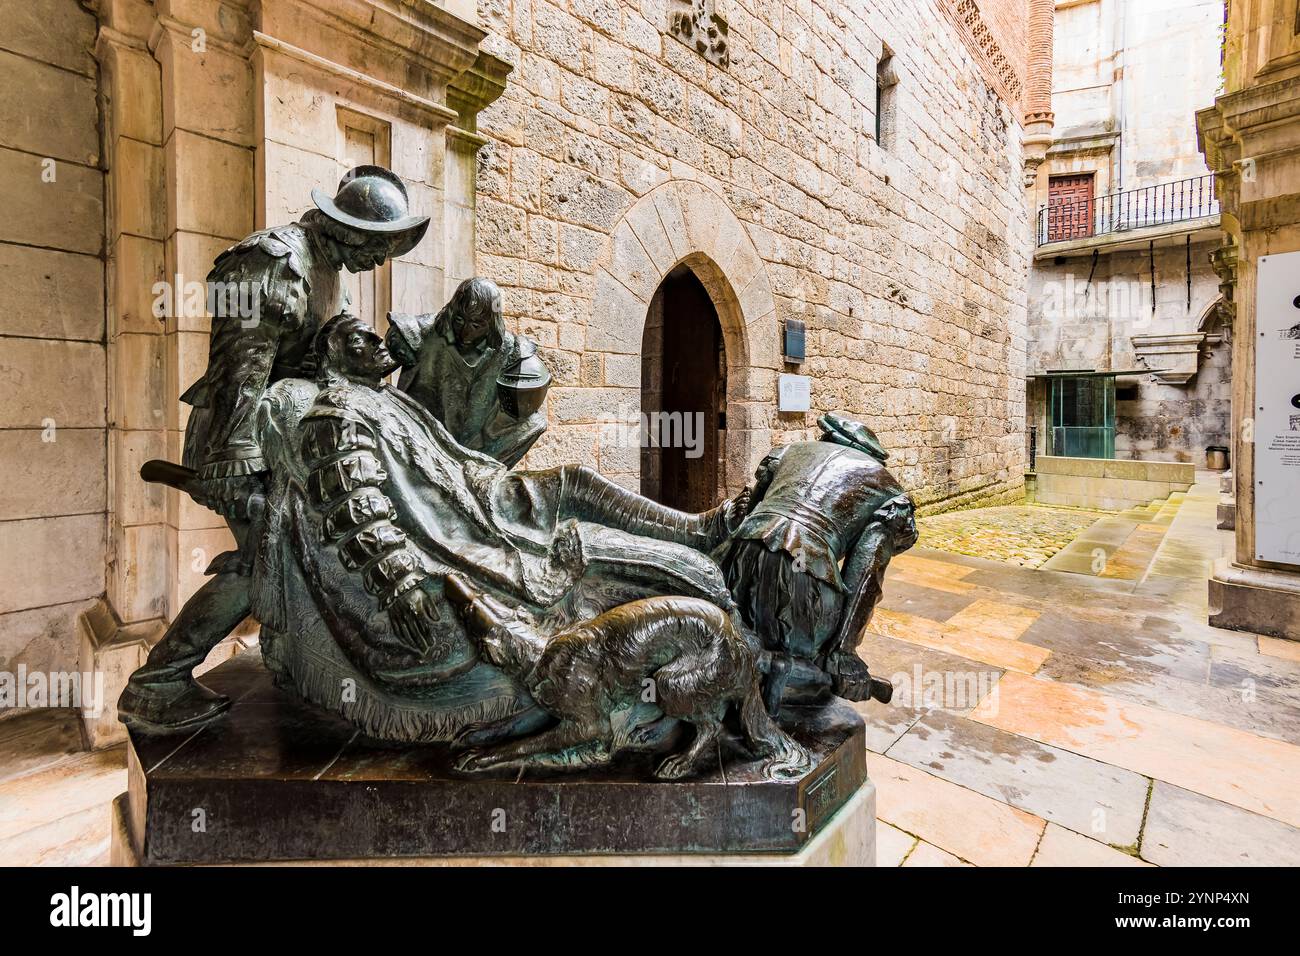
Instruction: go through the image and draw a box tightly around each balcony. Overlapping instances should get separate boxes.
[1036,174,1220,249]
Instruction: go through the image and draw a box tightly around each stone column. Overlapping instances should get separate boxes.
[78,0,169,748]
[1196,1,1300,640]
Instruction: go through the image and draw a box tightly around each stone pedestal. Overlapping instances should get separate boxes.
[1209,558,1300,642]
[111,653,876,866]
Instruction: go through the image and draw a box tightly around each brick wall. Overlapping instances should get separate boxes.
[940,0,1030,112]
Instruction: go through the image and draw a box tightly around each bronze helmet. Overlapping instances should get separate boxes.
[311,165,430,258]
[497,337,552,419]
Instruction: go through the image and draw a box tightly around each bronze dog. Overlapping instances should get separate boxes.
[443,574,812,780]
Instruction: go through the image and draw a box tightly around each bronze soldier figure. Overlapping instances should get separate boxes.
[718,413,918,713]
[386,277,550,467]
[117,166,429,730]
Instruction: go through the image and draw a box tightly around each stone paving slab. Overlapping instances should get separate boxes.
[945,599,1041,642]
[0,803,110,866]
[902,840,971,866]
[870,608,1051,675]
[1031,823,1150,867]
[855,698,924,755]
[1099,528,1167,580]
[859,630,1006,719]
[885,709,1150,847]
[1260,636,1300,662]
[1034,645,1300,746]
[971,672,1300,828]
[875,820,917,866]
[1141,782,1300,867]
[870,753,1045,867]
[1074,517,1141,548]
[879,578,980,622]
[1206,652,1300,702]
[0,745,125,842]
[961,565,1140,599]
[888,559,978,595]
[1019,610,1212,684]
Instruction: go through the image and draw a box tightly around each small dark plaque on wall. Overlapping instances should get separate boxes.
[784,318,806,363]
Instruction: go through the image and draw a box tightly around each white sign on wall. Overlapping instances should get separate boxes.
[1254,250,1300,565]
[778,373,811,412]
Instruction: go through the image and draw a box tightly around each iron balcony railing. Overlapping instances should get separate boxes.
[1037,174,1218,246]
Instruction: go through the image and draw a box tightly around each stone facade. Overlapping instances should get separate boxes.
[0,0,506,729]
[474,0,1033,514]
[0,0,1040,723]
[0,4,107,716]
[1025,0,1229,468]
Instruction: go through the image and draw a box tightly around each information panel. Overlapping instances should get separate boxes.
[778,373,811,412]
[1255,250,1300,564]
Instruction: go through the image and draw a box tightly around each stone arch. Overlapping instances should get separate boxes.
[1197,294,1230,338]
[588,179,779,494]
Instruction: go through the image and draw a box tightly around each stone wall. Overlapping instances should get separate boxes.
[1033,454,1194,510]
[0,2,107,714]
[1026,0,1229,468]
[1,0,507,729]
[1027,237,1229,465]
[474,0,1032,512]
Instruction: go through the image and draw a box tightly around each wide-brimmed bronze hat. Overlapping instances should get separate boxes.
[312,165,430,257]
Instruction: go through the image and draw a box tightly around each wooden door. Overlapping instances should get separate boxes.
[1047,174,1095,242]
[648,267,724,513]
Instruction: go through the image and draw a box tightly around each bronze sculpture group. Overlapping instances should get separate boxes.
[120,166,916,783]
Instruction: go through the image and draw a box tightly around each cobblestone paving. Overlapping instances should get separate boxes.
[917,505,1107,568]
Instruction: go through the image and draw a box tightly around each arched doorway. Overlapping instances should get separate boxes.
[640,265,727,512]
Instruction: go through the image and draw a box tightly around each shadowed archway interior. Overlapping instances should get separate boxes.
[640,264,728,512]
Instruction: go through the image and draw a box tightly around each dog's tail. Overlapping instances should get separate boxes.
[739,682,812,780]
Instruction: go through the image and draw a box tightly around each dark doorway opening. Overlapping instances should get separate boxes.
[640,265,726,512]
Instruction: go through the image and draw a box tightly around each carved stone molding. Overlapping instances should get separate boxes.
[448,50,513,131]
[1130,332,1208,385]
[1209,238,1240,333]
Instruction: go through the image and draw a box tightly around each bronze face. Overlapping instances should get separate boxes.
[327,316,398,381]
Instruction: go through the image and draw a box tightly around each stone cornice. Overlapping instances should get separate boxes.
[249,30,458,124]
[1203,74,1300,157]
[1047,128,1119,156]
[149,13,249,58]
[254,0,485,87]
[94,25,151,60]
[447,51,513,129]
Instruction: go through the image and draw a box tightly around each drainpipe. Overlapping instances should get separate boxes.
[1114,0,1128,191]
